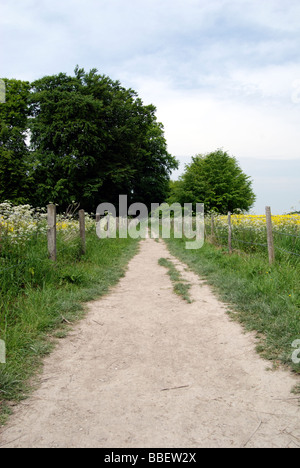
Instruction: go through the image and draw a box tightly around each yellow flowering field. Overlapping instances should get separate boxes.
[208,213,300,258]
[215,214,300,231]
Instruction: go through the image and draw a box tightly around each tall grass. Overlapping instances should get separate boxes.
[207,214,300,265]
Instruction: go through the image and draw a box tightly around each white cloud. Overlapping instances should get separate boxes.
[124,74,300,161]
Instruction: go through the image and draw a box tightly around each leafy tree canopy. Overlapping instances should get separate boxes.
[29,66,178,212]
[168,149,256,214]
[0,78,32,204]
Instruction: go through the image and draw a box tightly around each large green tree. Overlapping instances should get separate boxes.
[29,67,178,212]
[0,79,32,203]
[168,150,256,214]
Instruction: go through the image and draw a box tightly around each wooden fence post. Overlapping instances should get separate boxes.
[47,204,57,261]
[228,212,233,253]
[79,209,86,255]
[266,206,275,264]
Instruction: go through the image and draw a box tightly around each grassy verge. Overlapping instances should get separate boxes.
[158,257,193,303]
[0,231,139,423]
[165,235,300,381]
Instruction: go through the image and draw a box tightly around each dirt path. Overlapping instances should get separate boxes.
[0,238,299,448]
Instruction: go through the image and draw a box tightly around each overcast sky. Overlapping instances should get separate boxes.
[1,0,300,213]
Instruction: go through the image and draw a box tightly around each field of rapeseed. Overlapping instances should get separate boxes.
[215,213,300,231]
[208,213,300,261]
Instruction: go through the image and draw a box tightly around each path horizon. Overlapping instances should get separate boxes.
[0,238,299,448]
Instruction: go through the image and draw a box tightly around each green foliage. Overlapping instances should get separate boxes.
[167,180,185,205]
[0,79,32,204]
[28,67,178,211]
[168,149,256,214]
[0,68,178,212]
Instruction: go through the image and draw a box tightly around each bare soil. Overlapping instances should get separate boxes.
[0,238,299,448]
